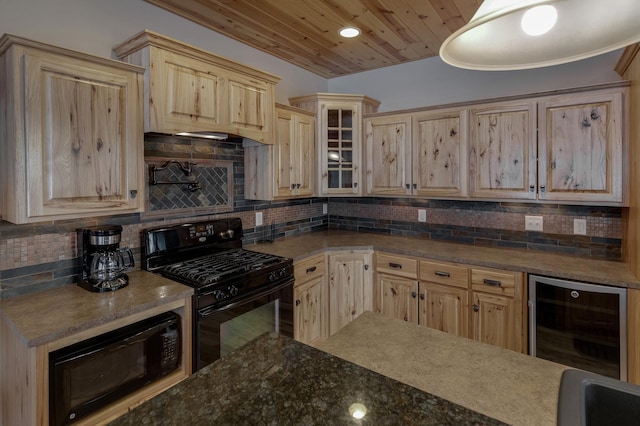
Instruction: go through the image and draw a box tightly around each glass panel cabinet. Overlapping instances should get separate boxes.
[289,93,380,196]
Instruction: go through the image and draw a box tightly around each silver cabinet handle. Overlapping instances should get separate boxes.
[540,185,546,192]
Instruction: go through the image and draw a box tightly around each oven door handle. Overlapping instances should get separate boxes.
[197,278,294,318]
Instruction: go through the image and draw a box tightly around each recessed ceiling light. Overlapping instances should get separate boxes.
[339,26,360,38]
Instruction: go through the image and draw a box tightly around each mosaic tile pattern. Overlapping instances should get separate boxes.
[146,158,233,216]
[328,198,622,259]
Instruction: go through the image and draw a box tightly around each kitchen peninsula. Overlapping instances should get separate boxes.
[109,312,566,425]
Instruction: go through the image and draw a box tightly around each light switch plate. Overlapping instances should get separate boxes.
[323,203,328,215]
[574,218,587,235]
[256,211,263,226]
[525,215,543,231]
[418,209,427,222]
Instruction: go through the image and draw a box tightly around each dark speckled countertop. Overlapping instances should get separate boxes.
[109,331,505,426]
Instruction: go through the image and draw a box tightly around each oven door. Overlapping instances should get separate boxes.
[194,278,294,372]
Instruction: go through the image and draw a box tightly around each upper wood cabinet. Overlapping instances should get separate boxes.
[469,86,627,205]
[244,104,315,200]
[113,30,280,144]
[364,108,468,197]
[469,101,538,200]
[537,89,624,204]
[0,34,144,224]
[289,93,380,196]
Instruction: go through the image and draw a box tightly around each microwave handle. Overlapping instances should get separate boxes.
[198,278,293,319]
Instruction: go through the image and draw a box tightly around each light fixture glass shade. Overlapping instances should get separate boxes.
[339,26,360,38]
[440,0,640,70]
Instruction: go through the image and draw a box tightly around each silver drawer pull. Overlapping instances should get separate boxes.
[389,262,402,269]
[306,266,317,274]
[483,279,502,286]
[435,271,450,278]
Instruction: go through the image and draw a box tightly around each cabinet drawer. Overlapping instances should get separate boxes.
[294,254,325,284]
[471,267,517,297]
[376,253,418,279]
[419,260,468,289]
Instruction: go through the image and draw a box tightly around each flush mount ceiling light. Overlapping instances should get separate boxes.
[339,26,360,38]
[439,0,640,70]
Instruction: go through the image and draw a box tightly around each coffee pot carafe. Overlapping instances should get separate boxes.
[78,225,134,292]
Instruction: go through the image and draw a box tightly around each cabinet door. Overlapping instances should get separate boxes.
[320,102,362,195]
[364,115,412,196]
[22,53,142,220]
[328,252,373,336]
[150,48,222,132]
[471,292,518,351]
[413,110,468,197]
[274,108,296,198]
[294,112,315,197]
[538,90,624,204]
[224,73,273,142]
[375,273,419,323]
[469,102,537,200]
[294,275,327,347]
[421,282,469,337]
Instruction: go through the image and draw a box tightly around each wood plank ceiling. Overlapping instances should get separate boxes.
[144,0,483,78]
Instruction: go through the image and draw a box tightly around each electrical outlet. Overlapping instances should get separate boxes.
[525,215,543,232]
[256,211,263,226]
[574,218,587,235]
[418,209,427,223]
[323,203,328,215]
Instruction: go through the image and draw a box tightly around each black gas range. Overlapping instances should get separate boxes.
[142,218,294,372]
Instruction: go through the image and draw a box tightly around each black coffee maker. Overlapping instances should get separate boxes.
[78,225,134,292]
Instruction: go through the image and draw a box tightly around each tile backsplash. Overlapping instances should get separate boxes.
[0,133,624,299]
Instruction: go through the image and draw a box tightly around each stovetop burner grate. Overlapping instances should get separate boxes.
[161,249,286,287]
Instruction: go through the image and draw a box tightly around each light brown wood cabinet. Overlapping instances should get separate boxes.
[328,250,373,335]
[289,93,380,196]
[0,34,144,224]
[245,104,315,200]
[468,101,538,200]
[113,30,279,144]
[293,254,328,346]
[365,109,468,198]
[374,253,525,353]
[469,86,627,205]
[470,267,526,353]
[537,89,624,204]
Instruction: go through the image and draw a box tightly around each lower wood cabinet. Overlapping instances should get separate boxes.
[293,254,327,347]
[374,253,526,353]
[328,251,373,336]
[470,267,525,353]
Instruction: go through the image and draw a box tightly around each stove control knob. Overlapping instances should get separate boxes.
[229,285,239,296]
[268,272,277,282]
[214,290,226,301]
[279,268,286,278]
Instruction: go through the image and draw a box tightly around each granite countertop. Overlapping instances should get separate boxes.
[318,312,568,426]
[0,270,193,347]
[247,230,640,288]
[108,330,506,426]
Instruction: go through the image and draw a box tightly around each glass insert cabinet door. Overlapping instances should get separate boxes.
[322,103,361,194]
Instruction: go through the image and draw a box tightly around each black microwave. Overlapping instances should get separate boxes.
[49,311,181,426]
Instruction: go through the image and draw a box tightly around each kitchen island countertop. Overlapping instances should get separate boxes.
[109,320,506,425]
[109,312,566,425]
[247,229,640,288]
